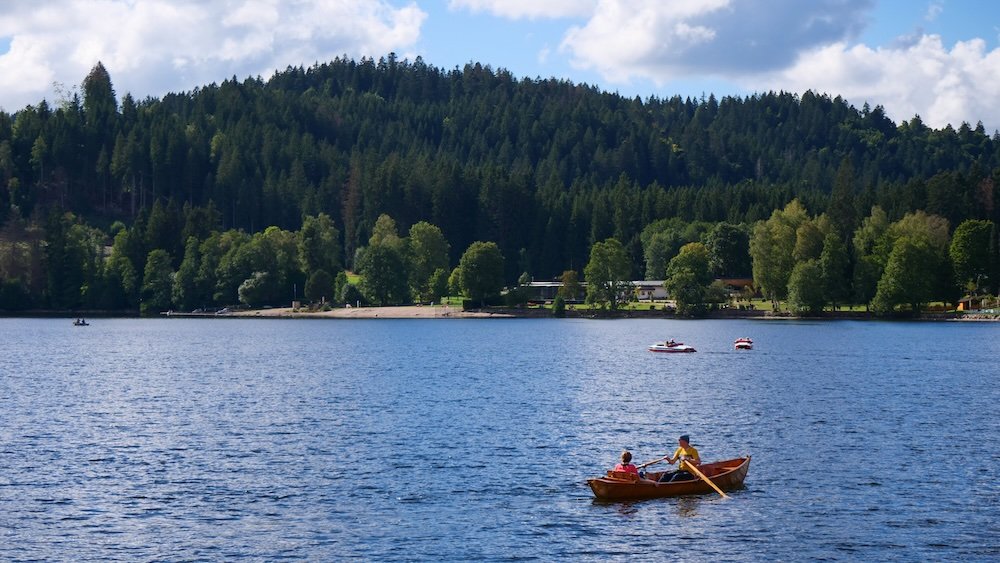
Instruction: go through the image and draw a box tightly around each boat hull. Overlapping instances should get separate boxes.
[648,343,696,353]
[587,456,750,500]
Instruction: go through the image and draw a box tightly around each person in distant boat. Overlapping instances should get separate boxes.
[658,434,700,482]
[613,450,639,475]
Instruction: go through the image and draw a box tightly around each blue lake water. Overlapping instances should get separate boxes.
[1,317,998,560]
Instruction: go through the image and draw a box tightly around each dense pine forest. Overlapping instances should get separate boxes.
[1,56,998,313]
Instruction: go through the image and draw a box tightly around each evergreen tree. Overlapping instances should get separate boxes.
[141,249,174,315]
[2,60,1000,310]
[298,213,341,277]
[304,269,334,303]
[828,157,857,240]
[173,236,203,311]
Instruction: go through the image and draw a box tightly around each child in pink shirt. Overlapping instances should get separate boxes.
[613,450,639,474]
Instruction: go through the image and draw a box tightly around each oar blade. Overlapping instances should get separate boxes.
[685,462,730,499]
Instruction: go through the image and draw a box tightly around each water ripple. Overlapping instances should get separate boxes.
[1,317,997,560]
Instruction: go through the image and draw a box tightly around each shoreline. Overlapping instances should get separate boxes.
[3,305,997,321]
[220,305,513,319]
[174,306,999,321]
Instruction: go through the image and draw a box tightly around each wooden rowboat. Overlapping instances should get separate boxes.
[587,456,751,501]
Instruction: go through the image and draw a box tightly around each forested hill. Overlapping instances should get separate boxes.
[1,57,999,311]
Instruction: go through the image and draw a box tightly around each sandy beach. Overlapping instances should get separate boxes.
[227,305,513,319]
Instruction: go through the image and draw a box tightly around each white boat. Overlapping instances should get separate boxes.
[649,340,696,353]
[734,337,753,350]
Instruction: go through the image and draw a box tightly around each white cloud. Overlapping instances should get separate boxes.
[0,0,426,111]
[552,0,998,130]
[925,1,944,22]
[448,0,596,20]
[560,0,873,82]
[537,44,551,64]
[752,35,1000,131]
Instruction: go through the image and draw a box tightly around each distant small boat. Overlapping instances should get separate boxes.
[649,340,696,353]
[73,319,89,326]
[588,456,751,500]
[734,337,753,350]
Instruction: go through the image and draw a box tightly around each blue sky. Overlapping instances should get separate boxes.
[1,0,998,130]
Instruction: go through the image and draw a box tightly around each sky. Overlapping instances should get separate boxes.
[1,0,998,131]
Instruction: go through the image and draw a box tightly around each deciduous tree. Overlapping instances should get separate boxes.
[872,238,934,313]
[458,241,505,305]
[788,259,825,314]
[949,219,994,292]
[664,269,705,316]
[584,237,631,310]
[819,233,850,309]
[704,222,751,278]
[357,243,408,306]
[557,269,582,301]
[407,221,450,302]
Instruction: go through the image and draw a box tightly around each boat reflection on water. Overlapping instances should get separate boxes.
[674,496,702,518]
[592,491,708,519]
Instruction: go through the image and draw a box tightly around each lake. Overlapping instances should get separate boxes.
[1,317,997,560]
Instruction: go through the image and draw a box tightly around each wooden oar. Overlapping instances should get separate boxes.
[683,461,730,498]
[638,457,666,469]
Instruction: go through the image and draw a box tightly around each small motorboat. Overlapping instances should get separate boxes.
[734,337,753,350]
[73,319,89,326]
[649,340,696,353]
[588,456,751,500]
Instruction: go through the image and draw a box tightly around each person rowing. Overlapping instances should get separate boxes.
[643,434,700,482]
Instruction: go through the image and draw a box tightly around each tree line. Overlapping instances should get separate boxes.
[1,58,999,312]
[576,202,998,315]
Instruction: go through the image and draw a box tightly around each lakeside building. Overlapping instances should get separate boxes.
[957,295,999,312]
[634,281,668,301]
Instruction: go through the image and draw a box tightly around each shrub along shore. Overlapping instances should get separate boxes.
[146,304,993,321]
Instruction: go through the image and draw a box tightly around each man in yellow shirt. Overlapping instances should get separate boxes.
[658,434,701,482]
